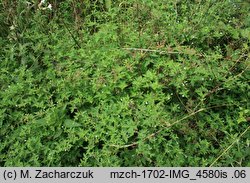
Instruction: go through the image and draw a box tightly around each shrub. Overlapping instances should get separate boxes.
[0,0,249,166]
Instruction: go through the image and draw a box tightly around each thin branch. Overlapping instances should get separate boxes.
[122,47,180,54]
[228,53,248,73]
[109,103,239,149]
[209,125,250,167]
[109,108,205,149]
[175,92,192,113]
[61,19,81,49]
[194,54,248,111]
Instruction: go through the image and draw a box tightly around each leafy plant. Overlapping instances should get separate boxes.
[0,0,249,167]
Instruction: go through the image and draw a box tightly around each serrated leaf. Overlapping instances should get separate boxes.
[64,119,82,128]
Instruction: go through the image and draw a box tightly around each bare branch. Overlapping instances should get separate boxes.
[122,47,179,54]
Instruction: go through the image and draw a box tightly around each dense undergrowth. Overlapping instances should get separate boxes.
[0,0,249,166]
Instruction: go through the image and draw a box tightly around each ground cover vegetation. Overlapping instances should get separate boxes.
[0,0,249,166]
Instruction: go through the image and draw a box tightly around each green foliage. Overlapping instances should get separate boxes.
[0,0,249,167]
